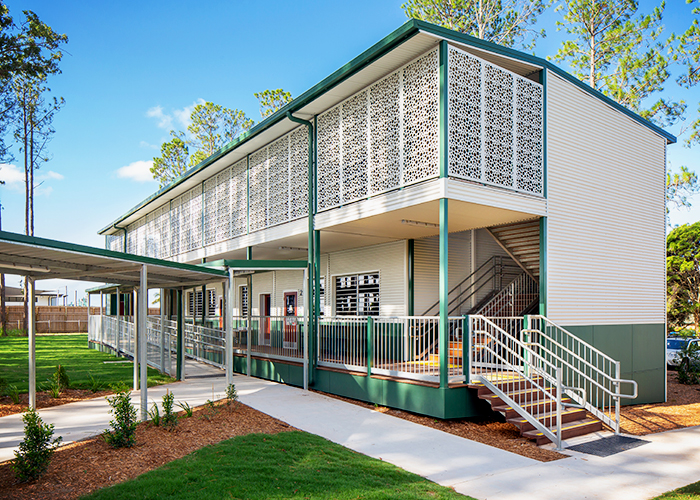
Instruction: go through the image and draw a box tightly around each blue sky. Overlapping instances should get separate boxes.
[0,0,698,301]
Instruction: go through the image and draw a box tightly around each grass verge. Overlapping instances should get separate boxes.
[81,431,471,500]
[653,480,700,499]
[0,334,173,392]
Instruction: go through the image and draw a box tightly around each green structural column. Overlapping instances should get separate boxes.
[439,198,449,389]
[539,217,547,316]
[408,239,415,316]
[176,289,184,381]
[287,111,315,388]
[439,40,449,179]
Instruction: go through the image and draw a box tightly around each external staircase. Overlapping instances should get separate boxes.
[467,315,638,449]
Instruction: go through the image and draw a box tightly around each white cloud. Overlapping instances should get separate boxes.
[146,105,172,130]
[146,99,205,132]
[116,160,155,183]
[0,164,24,185]
[140,140,159,150]
[35,186,53,197]
[40,171,64,181]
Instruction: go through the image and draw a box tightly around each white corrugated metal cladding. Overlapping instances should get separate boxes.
[546,73,666,326]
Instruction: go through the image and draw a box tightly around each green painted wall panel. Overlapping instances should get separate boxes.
[563,323,665,404]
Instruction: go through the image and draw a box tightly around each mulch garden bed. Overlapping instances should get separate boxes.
[0,401,295,499]
[0,389,113,418]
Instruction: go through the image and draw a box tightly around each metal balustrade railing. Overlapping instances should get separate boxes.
[470,315,639,448]
[525,315,638,433]
[317,316,368,371]
[476,272,539,317]
[184,322,226,368]
[470,315,566,448]
[244,315,305,361]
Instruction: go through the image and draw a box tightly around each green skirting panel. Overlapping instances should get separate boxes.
[563,323,666,405]
[314,369,487,419]
[232,355,304,388]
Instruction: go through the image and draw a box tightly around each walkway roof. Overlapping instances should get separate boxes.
[0,231,227,288]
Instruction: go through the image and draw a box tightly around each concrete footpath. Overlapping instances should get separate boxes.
[1,368,700,500]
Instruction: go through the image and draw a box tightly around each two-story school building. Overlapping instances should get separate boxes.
[90,20,671,436]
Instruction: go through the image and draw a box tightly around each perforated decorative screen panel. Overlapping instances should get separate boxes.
[369,71,401,194]
[289,126,308,219]
[170,195,182,256]
[317,48,439,212]
[107,234,124,252]
[187,184,203,252]
[267,135,289,226]
[403,50,439,184]
[145,211,157,258]
[447,45,543,195]
[203,177,218,246]
[249,149,268,232]
[317,107,341,211]
[341,91,369,203]
[155,203,170,258]
[231,158,247,236]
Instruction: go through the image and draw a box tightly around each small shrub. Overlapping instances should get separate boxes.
[45,378,61,399]
[161,390,177,429]
[677,342,700,385]
[87,372,103,393]
[12,408,62,482]
[177,401,193,418]
[201,399,218,421]
[104,384,138,448]
[53,365,70,391]
[8,385,20,404]
[225,383,238,410]
[148,403,161,427]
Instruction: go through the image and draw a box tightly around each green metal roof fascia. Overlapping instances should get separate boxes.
[0,230,227,278]
[411,20,677,145]
[98,21,423,235]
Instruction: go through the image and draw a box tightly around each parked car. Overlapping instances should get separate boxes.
[667,336,700,367]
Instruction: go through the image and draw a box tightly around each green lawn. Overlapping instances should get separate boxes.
[653,480,700,499]
[81,431,471,500]
[0,334,173,393]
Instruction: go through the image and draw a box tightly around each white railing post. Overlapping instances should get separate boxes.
[160,288,165,373]
[556,366,563,451]
[615,361,621,435]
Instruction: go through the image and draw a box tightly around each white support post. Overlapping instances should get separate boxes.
[246,274,252,377]
[160,288,165,373]
[28,277,36,410]
[226,269,234,385]
[133,289,138,391]
[139,265,148,421]
[303,267,309,391]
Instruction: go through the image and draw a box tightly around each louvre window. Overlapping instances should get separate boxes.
[187,291,203,317]
[240,286,248,316]
[207,289,216,316]
[335,273,379,316]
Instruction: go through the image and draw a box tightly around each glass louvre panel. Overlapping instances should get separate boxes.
[188,291,203,317]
